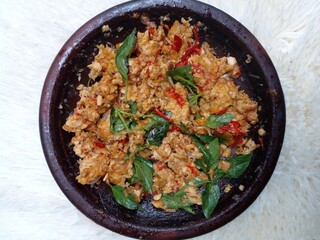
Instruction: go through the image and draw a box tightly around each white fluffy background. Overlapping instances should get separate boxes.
[1,0,319,239]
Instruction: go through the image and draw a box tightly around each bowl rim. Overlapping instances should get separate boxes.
[39,0,286,239]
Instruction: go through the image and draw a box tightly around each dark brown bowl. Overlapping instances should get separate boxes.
[39,0,285,239]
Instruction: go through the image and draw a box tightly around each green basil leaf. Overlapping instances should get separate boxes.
[135,155,153,168]
[110,106,137,133]
[191,177,209,187]
[191,136,222,173]
[188,93,202,106]
[161,194,179,209]
[163,110,172,117]
[205,113,234,129]
[110,107,120,133]
[166,65,197,94]
[130,101,137,114]
[202,182,220,218]
[133,156,154,193]
[115,28,137,83]
[194,158,207,173]
[207,138,220,169]
[147,123,170,146]
[109,184,140,210]
[225,153,253,178]
[195,134,218,143]
[175,188,187,198]
[179,123,191,135]
[128,120,137,130]
[125,149,131,163]
[132,144,150,157]
[191,135,211,166]
[130,173,139,185]
[195,111,202,120]
[87,78,95,87]
[182,206,195,214]
[143,114,168,131]
[161,190,193,211]
[113,119,125,132]
[213,169,228,180]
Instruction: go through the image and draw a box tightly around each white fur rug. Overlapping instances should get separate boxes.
[1,0,319,239]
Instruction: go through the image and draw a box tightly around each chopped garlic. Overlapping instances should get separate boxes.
[258,128,266,136]
[102,24,110,33]
[224,184,232,193]
[227,56,237,66]
[96,95,103,106]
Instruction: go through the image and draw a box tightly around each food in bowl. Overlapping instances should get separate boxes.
[63,18,261,218]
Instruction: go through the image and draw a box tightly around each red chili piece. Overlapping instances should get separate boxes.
[168,124,181,133]
[190,62,205,75]
[187,164,198,176]
[148,27,155,36]
[230,135,244,147]
[93,141,105,149]
[174,180,180,191]
[177,44,201,66]
[217,121,247,147]
[153,108,173,123]
[177,25,201,66]
[155,161,167,171]
[193,25,200,43]
[147,157,157,162]
[171,35,182,52]
[144,191,151,197]
[166,88,185,107]
[198,79,211,92]
[119,135,129,145]
[217,121,245,136]
[135,48,141,56]
[216,107,228,115]
[198,85,204,92]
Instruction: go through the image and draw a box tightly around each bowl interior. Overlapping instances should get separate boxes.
[40,0,285,239]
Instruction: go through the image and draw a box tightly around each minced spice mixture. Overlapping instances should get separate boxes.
[63,18,260,217]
